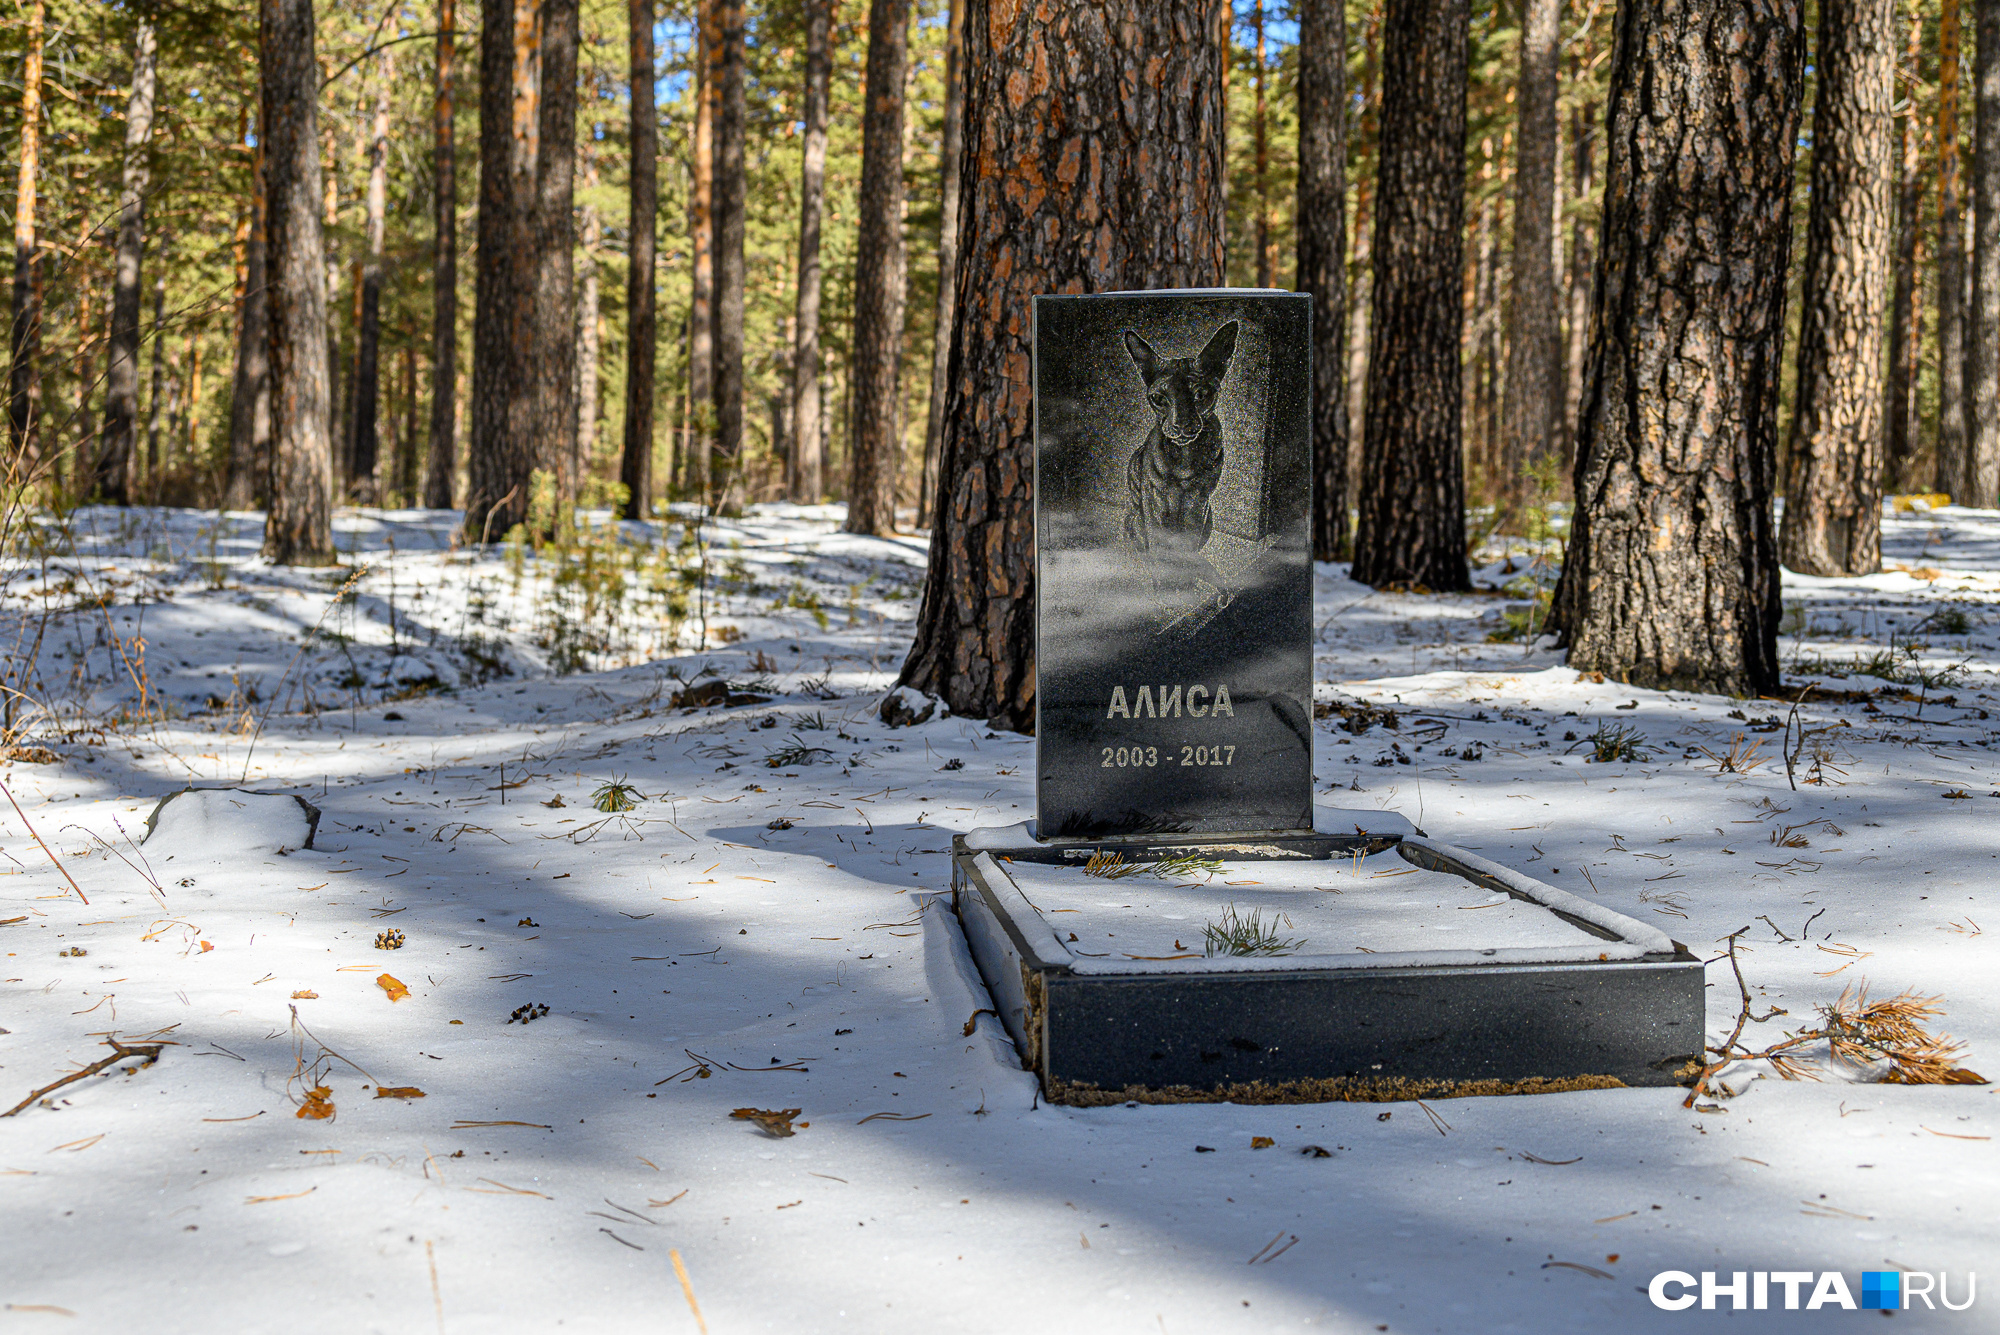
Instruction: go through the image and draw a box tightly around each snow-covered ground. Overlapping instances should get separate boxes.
[1,502,1995,1333]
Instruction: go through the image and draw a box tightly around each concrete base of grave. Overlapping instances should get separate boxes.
[951,815,1703,1105]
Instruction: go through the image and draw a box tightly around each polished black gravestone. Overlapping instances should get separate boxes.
[948,288,1703,1105]
[1034,291,1313,839]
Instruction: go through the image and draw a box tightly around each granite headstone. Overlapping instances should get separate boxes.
[1034,289,1313,838]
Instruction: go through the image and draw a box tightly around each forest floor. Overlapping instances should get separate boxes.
[1,501,1996,1333]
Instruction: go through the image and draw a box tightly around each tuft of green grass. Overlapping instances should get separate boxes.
[764,735,835,768]
[1202,905,1305,958]
[591,778,643,813]
[1578,721,1652,764]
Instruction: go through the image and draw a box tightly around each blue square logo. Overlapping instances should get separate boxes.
[1862,1272,1901,1310]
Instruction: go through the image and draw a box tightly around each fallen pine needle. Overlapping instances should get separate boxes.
[201,1111,266,1122]
[450,1120,552,1130]
[245,1186,317,1203]
[3,1305,75,1316]
[600,1228,643,1250]
[1544,1261,1614,1280]
[671,1249,709,1335]
[467,1178,551,1198]
[46,1134,104,1153]
[856,1111,932,1124]
[426,1240,443,1335]
[1800,1199,1872,1220]
[807,1173,847,1184]
[1593,1211,1638,1224]
[1519,1151,1582,1165]
[1921,1126,1992,1140]
[648,1189,690,1207]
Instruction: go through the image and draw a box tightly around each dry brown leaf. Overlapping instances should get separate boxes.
[1251,1136,1275,1149]
[296,1086,334,1121]
[290,989,318,1000]
[730,1107,804,1137]
[377,974,410,1002]
[374,1086,426,1100]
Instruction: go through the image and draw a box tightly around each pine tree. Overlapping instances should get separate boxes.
[1553,0,1804,694]
[898,0,1226,731]
[1350,0,1470,592]
[1781,0,1895,576]
[844,0,910,537]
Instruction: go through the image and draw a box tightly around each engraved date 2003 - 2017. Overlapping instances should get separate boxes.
[1100,744,1236,768]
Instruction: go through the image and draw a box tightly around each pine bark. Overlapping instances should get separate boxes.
[531,0,579,511]
[897,0,1226,732]
[259,0,335,565]
[424,0,457,510]
[618,0,657,519]
[710,0,746,512]
[1883,1,1923,493]
[466,0,535,541]
[1939,0,1969,495]
[1562,98,1597,461]
[790,0,833,505]
[1252,0,1273,287]
[96,17,158,504]
[844,0,910,536]
[1499,0,1561,513]
[224,146,270,510]
[1551,0,1804,694]
[915,0,961,525]
[1350,0,1469,591]
[351,59,392,505]
[145,262,167,480]
[1780,0,1894,575]
[1297,0,1349,561]
[1970,0,2000,505]
[9,0,43,467]
[576,192,601,490]
[685,5,715,500]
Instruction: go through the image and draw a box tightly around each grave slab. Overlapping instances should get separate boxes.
[957,287,1705,1104]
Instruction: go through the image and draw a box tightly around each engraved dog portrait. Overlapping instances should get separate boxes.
[1121,321,1239,615]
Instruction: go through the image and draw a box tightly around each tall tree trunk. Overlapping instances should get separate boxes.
[1252,0,1273,287]
[844,0,910,537]
[1969,0,2000,504]
[1344,1,1380,479]
[1550,0,1803,694]
[533,0,579,513]
[424,0,458,510]
[618,0,657,519]
[1350,0,1470,591]
[1939,0,1970,495]
[1471,183,1500,491]
[1562,97,1597,463]
[1298,0,1349,560]
[145,263,167,483]
[398,345,418,502]
[225,143,271,509]
[96,16,158,504]
[259,0,335,564]
[686,5,715,500]
[1498,0,1561,515]
[466,0,547,542]
[897,0,1226,732]
[915,0,960,525]
[575,189,601,491]
[1780,0,1894,575]
[351,57,393,506]
[9,0,43,469]
[709,0,746,513]
[1883,0,1923,493]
